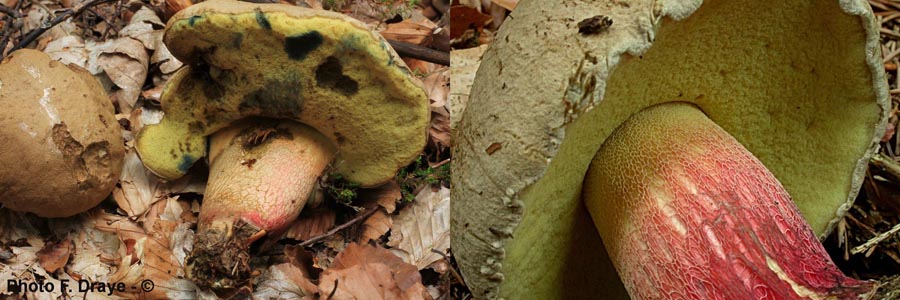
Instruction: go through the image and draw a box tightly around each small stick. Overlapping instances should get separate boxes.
[431,249,466,285]
[296,207,378,247]
[872,153,900,180]
[884,47,900,63]
[0,1,22,59]
[387,39,450,66]
[97,0,125,39]
[883,12,900,23]
[882,27,900,39]
[0,4,21,18]
[852,221,900,255]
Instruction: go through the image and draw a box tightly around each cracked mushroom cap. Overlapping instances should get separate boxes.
[452,0,888,299]
[0,49,124,217]
[136,0,429,186]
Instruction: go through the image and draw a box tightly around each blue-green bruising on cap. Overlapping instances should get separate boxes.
[255,9,271,30]
[338,33,364,52]
[379,39,394,66]
[188,15,204,26]
[178,155,197,173]
[284,31,323,60]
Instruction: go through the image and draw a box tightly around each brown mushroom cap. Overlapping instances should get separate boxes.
[0,49,124,217]
[135,0,429,186]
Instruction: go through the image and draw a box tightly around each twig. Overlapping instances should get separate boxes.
[100,0,125,40]
[296,208,378,247]
[0,1,22,59]
[387,39,450,66]
[431,249,466,285]
[852,221,900,255]
[9,0,117,53]
[872,153,900,180]
[0,4,21,18]
[883,27,900,39]
[885,47,900,63]
[86,8,117,36]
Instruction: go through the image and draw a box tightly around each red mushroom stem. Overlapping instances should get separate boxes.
[582,102,876,299]
[186,118,335,291]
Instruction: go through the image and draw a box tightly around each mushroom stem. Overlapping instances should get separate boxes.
[186,118,335,291]
[582,103,876,299]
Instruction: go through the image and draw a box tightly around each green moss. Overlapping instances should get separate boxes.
[396,156,450,202]
[323,173,361,204]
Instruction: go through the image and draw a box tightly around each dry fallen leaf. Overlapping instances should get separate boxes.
[449,5,492,40]
[380,19,437,46]
[0,210,121,300]
[113,150,204,218]
[164,0,193,19]
[387,186,450,270]
[360,181,402,213]
[284,207,337,241]
[429,109,451,149]
[361,209,393,243]
[318,243,430,300]
[36,239,72,273]
[44,35,88,68]
[423,68,451,148]
[150,40,183,75]
[94,37,149,113]
[95,212,207,300]
[120,6,164,50]
[253,263,318,300]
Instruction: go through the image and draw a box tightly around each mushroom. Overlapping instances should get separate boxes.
[452,0,888,299]
[134,0,429,291]
[0,49,124,218]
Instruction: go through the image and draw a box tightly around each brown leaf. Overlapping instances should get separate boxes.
[429,110,451,149]
[387,187,450,270]
[423,69,450,109]
[94,37,149,113]
[165,0,193,19]
[120,7,164,50]
[44,35,88,68]
[380,19,436,46]
[284,245,320,277]
[360,209,393,243]
[150,40,183,75]
[449,5,491,40]
[113,150,204,218]
[96,212,204,299]
[253,263,318,300]
[318,243,429,300]
[403,57,439,75]
[359,181,402,213]
[284,207,337,241]
[36,239,72,273]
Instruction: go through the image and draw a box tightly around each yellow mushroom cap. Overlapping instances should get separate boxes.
[136,0,429,186]
[0,49,124,217]
[452,0,888,299]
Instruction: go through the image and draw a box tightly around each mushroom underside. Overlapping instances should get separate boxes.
[451,0,887,298]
